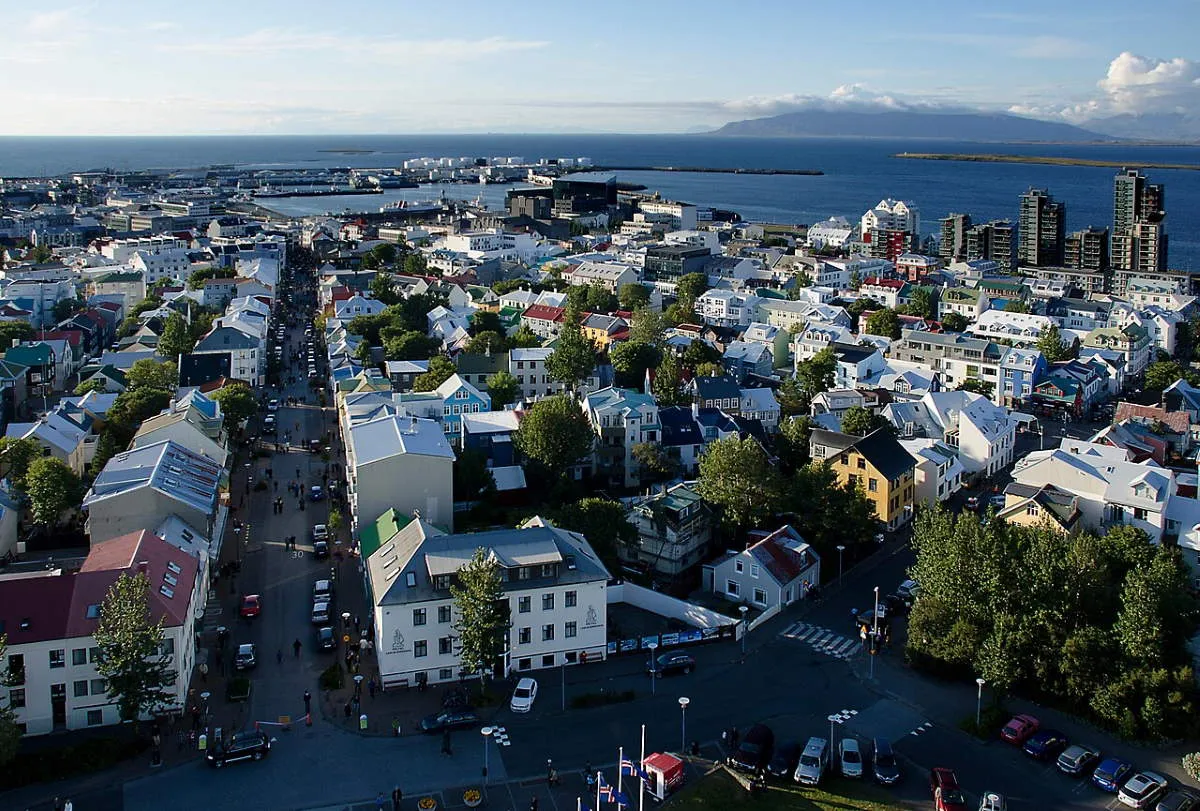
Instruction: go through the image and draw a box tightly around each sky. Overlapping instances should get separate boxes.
[1,0,1198,135]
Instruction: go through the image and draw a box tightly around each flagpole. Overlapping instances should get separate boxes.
[638,723,646,811]
[617,745,624,802]
[577,799,581,811]
[596,770,601,811]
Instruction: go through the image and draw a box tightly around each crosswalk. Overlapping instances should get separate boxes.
[779,621,861,659]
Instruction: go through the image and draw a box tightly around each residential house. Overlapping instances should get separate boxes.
[6,404,95,475]
[898,437,966,505]
[739,387,781,431]
[192,325,261,386]
[580,313,628,350]
[995,483,1083,534]
[968,310,1056,347]
[740,322,789,369]
[722,341,772,380]
[384,360,429,393]
[88,270,145,309]
[568,261,639,292]
[813,428,917,530]
[624,483,713,580]
[1082,323,1152,377]
[831,342,886,389]
[938,286,990,322]
[693,290,759,329]
[454,351,509,392]
[334,294,386,321]
[1031,359,1107,419]
[130,401,228,468]
[882,390,1017,480]
[509,347,562,402]
[859,278,910,310]
[791,323,854,363]
[459,411,521,468]
[891,329,1004,392]
[521,304,565,339]
[997,347,1047,408]
[581,387,658,488]
[657,406,704,476]
[690,375,742,415]
[702,525,820,609]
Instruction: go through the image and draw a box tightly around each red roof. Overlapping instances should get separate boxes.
[36,330,82,346]
[94,301,122,313]
[863,277,905,290]
[745,525,814,585]
[330,286,352,303]
[522,304,565,322]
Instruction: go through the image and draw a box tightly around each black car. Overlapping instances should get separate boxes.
[766,741,801,779]
[313,539,330,559]
[650,651,696,676]
[420,708,480,733]
[728,724,774,774]
[316,626,336,650]
[207,730,271,768]
[872,738,901,785]
[1023,729,1069,761]
[1158,790,1200,811]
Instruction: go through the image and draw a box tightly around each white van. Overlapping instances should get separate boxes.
[793,737,829,785]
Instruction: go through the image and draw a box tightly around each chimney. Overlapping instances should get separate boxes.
[136,561,149,575]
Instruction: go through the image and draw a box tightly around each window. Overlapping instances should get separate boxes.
[542,624,554,641]
[868,478,878,493]
[456,390,467,399]
[542,654,555,667]
[90,678,105,695]
[734,560,744,573]
[518,567,530,581]
[87,709,103,726]
[518,627,531,645]
[565,591,577,608]
[7,655,23,685]
[750,564,760,579]
[49,650,65,669]
[726,580,740,597]
[1026,504,1039,516]
[1134,507,1148,521]
[72,648,87,667]
[8,688,25,708]
[540,563,554,578]
[74,680,89,698]
[433,575,451,590]
[857,457,866,470]
[518,596,531,614]
[753,588,768,605]
[439,637,453,655]
[414,641,428,658]
[565,621,577,638]
[413,608,427,626]
[518,657,531,671]
[542,594,554,611]
[159,638,175,656]
[439,668,454,681]
[438,605,451,624]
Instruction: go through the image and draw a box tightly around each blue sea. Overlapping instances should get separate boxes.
[2,134,1198,268]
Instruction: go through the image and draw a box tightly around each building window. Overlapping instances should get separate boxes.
[518,596,531,614]
[413,608,427,626]
[88,647,101,664]
[414,641,428,658]
[542,624,554,641]
[7,655,23,685]
[753,588,768,605]
[9,688,25,708]
[542,594,554,611]
[439,637,453,655]
[750,564,760,579]
[518,658,532,671]
[87,709,103,726]
[540,563,554,577]
[90,678,105,695]
[565,621,577,638]
[565,591,577,608]
[518,567,530,581]
[1134,507,1148,521]
[73,680,89,698]
[438,605,452,624]
[857,458,866,470]
[439,668,454,680]
[726,580,740,597]
[519,627,531,645]
[868,478,878,493]
[734,560,744,573]
[49,650,65,669]
[72,648,87,667]
[542,654,555,667]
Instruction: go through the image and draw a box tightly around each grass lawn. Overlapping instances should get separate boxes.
[667,768,918,810]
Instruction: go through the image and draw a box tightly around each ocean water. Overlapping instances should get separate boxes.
[1,134,1198,268]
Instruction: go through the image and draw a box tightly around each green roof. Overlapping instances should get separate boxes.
[95,271,143,283]
[5,344,51,367]
[756,288,788,300]
[359,507,412,560]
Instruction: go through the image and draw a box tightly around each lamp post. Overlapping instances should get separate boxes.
[836,545,846,585]
[678,697,690,754]
[647,642,658,695]
[975,678,986,728]
[481,726,493,783]
[199,690,211,727]
[869,586,880,680]
[739,605,749,656]
[827,713,844,750]
[353,673,364,699]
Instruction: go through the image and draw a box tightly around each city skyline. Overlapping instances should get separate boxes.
[0,0,1198,136]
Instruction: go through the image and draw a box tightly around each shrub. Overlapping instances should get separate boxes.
[319,663,344,691]
[1183,753,1200,781]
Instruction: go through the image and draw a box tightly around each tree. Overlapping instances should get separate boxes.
[52,297,83,322]
[126,359,177,392]
[776,376,807,417]
[485,370,519,409]
[696,435,782,532]
[695,361,725,378]
[156,313,192,359]
[610,341,661,389]
[93,572,176,723]
[549,498,637,569]
[619,283,650,310]
[368,271,401,306]
[0,635,20,766]
[941,312,969,332]
[1145,360,1200,393]
[631,442,678,483]
[327,507,343,534]
[848,270,862,290]
[681,339,722,372]
[74,377,109,396]
[546,302,597,388]
[1037,324,1070,363]
[796,347,836,398]
[0,436,41,492]
[413,355,456,392]
[1004,299,1031,314]
[346,313,391,345]
[470,311,504,337]
[958,378,994,396]
[403,253,428,276]
[841,405,893,436]
[464,331,508,356]
[864,308,901,340]
[509,325,542,349]
[676,273,709,304]
[907,287,935,320]
[385,330,442,361]
[585,284,618,314]
[454,449,498,505]
[628,308,666,347]
[25,457,82,526]
[776,415,814,471]
[189,310,216,346]
[513,395,594,477]
[209,382,257,427]
[451,548,507,691]
[651,352,690,407]
[0,321,34,348]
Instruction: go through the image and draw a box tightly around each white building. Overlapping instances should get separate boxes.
[509,347,563,403]
[806,216,855,250]
[881,391,1018,480]
[567,261,640,293]
[693,290,759,329]
[898,437,966,505]
[639,200,698,231]
[702,525,820,609]
[861,199,919,241]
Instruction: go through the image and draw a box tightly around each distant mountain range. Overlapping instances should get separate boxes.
[711,109,1115,142]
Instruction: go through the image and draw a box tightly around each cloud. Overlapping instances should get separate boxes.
[26,8,77,34]
[1098,52,1200,114]
[159,30,548,61]
[720,84,957,117]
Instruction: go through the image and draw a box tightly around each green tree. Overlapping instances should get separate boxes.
[651,352,690,407]
[126,359,177,392]
[585,285,618,313]
[848,270,862,290]
[509,324,542,349]
[695,361,725,378]
[796,347,836,398]
[1145,360,1200,393]
[631,442,678,483]
[93,572,176,723]
[413,355,456,391]
[346,313,391,345]
[546,302,597,388]
[368,271,401,306]
[841,405,893,436]
[485,370,519,409]
[156,313,193,359]
[469,311,504,337]
[676,272,709,304]
[0,321,34,348]
[464,331,508,356]
[681,339,722,372]
[74,377,109,396]
[403,253,428,276]
[1004,299,1030,314]
[776,376,808,417]
[327,507,343,534]
[864,308,901,340]
[775,415,813,471]
[619,283,650,310]
[450,548,507,691]
[907,287,935,320]
[209,382,258,427]
[25,457,82,526]
[52,297,83,322]
[385,330,442,361]
[696,435,782,533]
[1037,324,1070,363]
[0,635,21,765]
[513,394,594,476]
[628,308,666,347]
[548,498,637,570]
[941,312,969,332]
[189,311,216,345]
[610,341,661,389]
[0,436,41,492]
[453,449,498,505]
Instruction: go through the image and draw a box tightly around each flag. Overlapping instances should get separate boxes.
[634,763,651,783]
[619,757,635,777]
[598,773,614,803]
[613,789,631,807]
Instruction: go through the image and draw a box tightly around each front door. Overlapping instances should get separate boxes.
[50,683,66,730]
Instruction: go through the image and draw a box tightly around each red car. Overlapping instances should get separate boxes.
[240,594,262,618]
[929,767,968,811]
[999,714,1039,745]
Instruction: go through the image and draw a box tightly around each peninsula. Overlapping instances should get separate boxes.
[894,152,1200,171]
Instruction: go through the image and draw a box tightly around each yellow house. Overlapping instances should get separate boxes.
[995,482,1081,534]
[580,313,629,351]
[824,428,916,531]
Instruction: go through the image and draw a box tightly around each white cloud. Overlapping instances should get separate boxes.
[26,8,76,34]
[1098,52,1200,114]
[720,84,954,117]
[159,30,548,61]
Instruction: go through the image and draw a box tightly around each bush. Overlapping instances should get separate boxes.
[1183,752,1200,781]
[958,704,1008,739]
[570,689,636,710]
[319,663,344,691]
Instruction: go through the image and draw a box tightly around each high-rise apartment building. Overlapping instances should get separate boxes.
[1017,188,1065,267]
[1064,226,1109,272]
[966,220,1016,272]
[1111,169,1166,274]
[939,213,971,262]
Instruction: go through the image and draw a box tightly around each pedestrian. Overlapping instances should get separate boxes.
[351,696,360,716]
[392,717,400,737]
[63,800,73,811]
[293,638,302,658]
[303,690,312,713]
[548,766,559,786]
[344,701,351,720]
[441,728,452,756]
[274,480,278,492]
[368,678,376,699]
[53,797,62,811]
[277,649,283,666]
[354,615,361,634]
[198,662,208,683]
[529,798,538,811]
[392,786,403,811]
[376,792,385,810]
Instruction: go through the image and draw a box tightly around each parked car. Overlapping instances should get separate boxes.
[509,678,538,713]
[313,539,329,559]
[1093,757,1135,792]
[207,730,271,768]
[312,524,328,542]
[872,738,901,785]
[1119,772,1169,808]
[978,793,1007,811]
[650,651,695,676]
[239,594,261,618]
[728,724,774,774]
[999,714,1040,744]
[420,708,480,733]
[1023,729,1069,760]
[793,737,829,786]
[930,768,968,811]
[840,738,863,778]
[1057,744,1101,776]
[311,600,331,624]
[263,415,276,432]
[267,399,279,413]
[988,493,1006,510]
[766,741,801,780]
[313,579,334,603]
[1157,790,1200,811]
[234,643,257,670]
[316,626,336,650]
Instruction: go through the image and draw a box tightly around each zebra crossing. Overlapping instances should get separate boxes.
[779,621,861,660]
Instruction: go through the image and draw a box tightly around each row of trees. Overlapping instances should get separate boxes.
[907,506,1199,739]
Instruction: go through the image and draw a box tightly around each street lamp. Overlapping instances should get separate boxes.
[827,713,844,749]
[199,690,211,727]
[975,678,986,728]
[647,642,658,695]
[869,586,880,680]
[836,545,846,585]
[739,605,749,656]
[353,673,364,699]
[678,697,690,754]
[481,726,493,783]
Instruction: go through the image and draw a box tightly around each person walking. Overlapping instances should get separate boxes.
[293,638,302,658]
[368,677,376,699]
[376,792,386,810]
[303,690,312,714]
[391,786,403,811]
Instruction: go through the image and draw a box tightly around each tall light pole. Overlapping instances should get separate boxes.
[647,642,658,695]
[869,586,880,680]
[827,713,844,749]
[738,606,749,656]
[678,697,690,754]
[836,545,846,585]
[975,678,986,728]
[481,726,493,783]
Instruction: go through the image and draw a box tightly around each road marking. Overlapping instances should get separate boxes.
[780,622,861,660]
[909,722,933,736]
